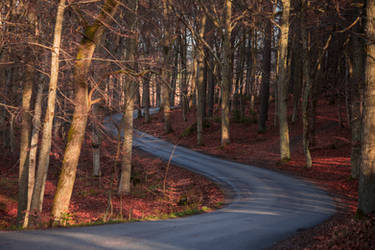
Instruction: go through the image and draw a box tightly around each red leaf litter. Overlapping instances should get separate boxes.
[1,97,374,249]
[0,129,224,230]
[134,99,374,249]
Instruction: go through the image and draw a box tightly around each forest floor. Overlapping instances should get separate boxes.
[0,133,224,230]
[134,98,375,249]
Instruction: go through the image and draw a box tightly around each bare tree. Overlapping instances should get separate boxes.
[358,0,375,215]
[52,0,118,223]
[31,0,66,215]
[278,0,291,161]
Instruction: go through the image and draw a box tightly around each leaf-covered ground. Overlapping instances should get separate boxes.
[134,99,375,249]
[0,134,223,230]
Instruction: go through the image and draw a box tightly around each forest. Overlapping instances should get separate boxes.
[0,0,375,248]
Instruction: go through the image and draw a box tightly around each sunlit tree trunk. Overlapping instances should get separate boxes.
[221,0,232,146]
[23,82,43,228]
[17,64,33,227]
[359,0,375,215]
[119,0,138,194]
[18,2,38,227]
[119,80,136,194]
[278,0,291,161]
[31,0,66,213]
[52,0,118,222]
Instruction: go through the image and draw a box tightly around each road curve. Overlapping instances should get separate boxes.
[0,112,335,250]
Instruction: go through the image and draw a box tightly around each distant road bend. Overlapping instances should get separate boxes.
[0,111,335,250]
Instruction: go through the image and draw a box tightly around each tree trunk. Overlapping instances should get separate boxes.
[143,73,151,123]
[118,0,138,194]
[119,81,136,194]
[301,0,312,168]
[155,77,160,107]
[358,0,375,215]
[17,64,33,227]
[278,0,291,161]
[162,0,172,133]
[52,0,118,222]
[258,2,272,133]
[180,31,188,121]
[31,0,66,213]
[92,104,101,177]
[351,0,365,179]
[207,54,215,118]
[196,15,206,145]
[23,82,43,228]
[221,0,232,146]
[170,45,178,107]
[18,0,39,227]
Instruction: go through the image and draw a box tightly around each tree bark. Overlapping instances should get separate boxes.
[221,0,232,146]
[118,0,138,194]
[359,0,375,215]
[143,73,151,123]
[301,0,312,168]
[351,0,365,179]
[23,82,43,228]
[180,30,188,121]
[18,1,38,226]
[92,104,101,177]
[52,0,118,222]
[17,64,33,226]
[278,0,291,161]
[170,45,178,107]
[118,81,135,194]
[162,0,172,133]
[31,0,66,213]
[196,15,206,145]
[258,1,272,133]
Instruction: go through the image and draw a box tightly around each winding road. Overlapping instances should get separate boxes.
[0,112,335,249]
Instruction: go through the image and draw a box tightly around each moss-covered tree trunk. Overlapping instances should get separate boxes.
[51,0,118,223]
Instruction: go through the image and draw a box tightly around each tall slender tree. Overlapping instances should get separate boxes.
[31,0,66,214]
[258,0,273,133]
[119,0,139,194]
[52,0,118,223]
[221,0,233,146]
[278,0,291,161]
[358,0,375,215]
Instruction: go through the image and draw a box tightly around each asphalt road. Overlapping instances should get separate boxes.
[0,112,335,250]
